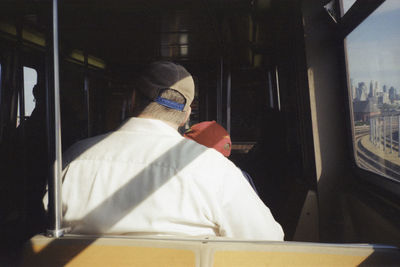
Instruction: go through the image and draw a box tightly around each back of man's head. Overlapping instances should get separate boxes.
[132,61,195,126]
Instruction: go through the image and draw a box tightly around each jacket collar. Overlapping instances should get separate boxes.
[118,117,182,137]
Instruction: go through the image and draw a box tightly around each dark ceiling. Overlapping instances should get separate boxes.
[56,0,256,68]
[0,0,277,71]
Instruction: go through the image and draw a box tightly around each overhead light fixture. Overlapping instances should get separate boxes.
[70,50,106,69]
[0,21,46,47]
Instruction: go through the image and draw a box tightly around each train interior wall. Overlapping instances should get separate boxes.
[301,0,400,245]
[0,0,399,246]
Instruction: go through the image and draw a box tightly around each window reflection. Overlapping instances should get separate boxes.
[160,33,189,58]
[341,0,357,15]
[346,0,400,181]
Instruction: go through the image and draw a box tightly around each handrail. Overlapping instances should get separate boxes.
[46,0,65,238]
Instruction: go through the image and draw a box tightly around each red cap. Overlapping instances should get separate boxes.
[184,121,231,157]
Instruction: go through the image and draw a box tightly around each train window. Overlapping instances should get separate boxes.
[346,0,400,182]
[23,67,37,116]
[16,66,37,126]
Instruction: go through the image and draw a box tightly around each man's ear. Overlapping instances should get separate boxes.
[180,106,191,126]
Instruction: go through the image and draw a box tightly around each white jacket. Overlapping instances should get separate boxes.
[60,117,284,240]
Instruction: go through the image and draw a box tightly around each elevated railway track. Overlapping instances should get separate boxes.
[355,127,400,181]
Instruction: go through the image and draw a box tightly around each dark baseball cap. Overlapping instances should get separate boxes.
[137,61,194,112]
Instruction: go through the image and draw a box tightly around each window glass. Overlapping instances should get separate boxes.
[346,0,400,181]
[341,0,357,14]
[23,66,37,116]
[17,66,37,127]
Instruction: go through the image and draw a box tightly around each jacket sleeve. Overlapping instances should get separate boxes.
[215,161,284,241]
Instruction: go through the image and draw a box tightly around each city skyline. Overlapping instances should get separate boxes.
[351,79,398,106]
[350,79,398,93]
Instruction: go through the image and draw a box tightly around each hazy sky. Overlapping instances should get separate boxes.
[345,0,400,91]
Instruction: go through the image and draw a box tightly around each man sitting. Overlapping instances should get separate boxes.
[59,61,284,240]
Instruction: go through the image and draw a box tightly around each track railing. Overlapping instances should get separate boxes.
[369,115,400,156]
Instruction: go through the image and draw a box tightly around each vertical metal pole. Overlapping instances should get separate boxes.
[377,118,380,146]
[378,118,381,148]
[85,76,90,136]
[16,23,25,127]
[370,117,373,142]
[205,74,209,120]
[383,117,386,152]
[372,118,375,145]
[226,71,231,135]
[390,116,393,153]
[398,116,400,157]
[216,58,223,124]
[372,118,375,144]
[84,52,90,137]
[275,66,281,111]
[267,71,274,108]
[47,0,65,237]
[374,118,376,145]
[14,12,28,227]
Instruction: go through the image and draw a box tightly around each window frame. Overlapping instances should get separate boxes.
[15,50,42,127]
[338,0,400,196]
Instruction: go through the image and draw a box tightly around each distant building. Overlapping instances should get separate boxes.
[369,80,374,97]
[368,95,377,103]
[389,86,396,103]
[378,93,390,105]
[350,79,356,100]
[374,81,379,93]
[356,82,368,101]
[351,84,356,100]
[353,100,380,122]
